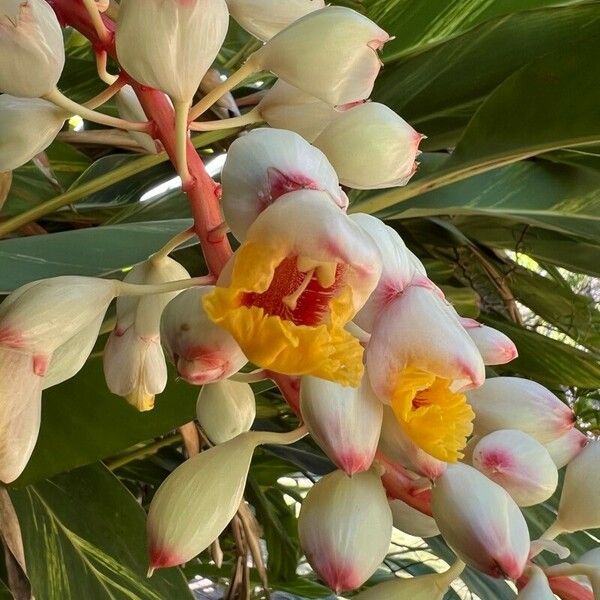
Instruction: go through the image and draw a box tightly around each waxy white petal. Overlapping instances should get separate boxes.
[389,499,440,538]
[460,318,518,365]
[517,566,555,599]
[543,428,588,469]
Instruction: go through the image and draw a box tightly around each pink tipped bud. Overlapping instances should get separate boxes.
[257,80,339,142]
[0,0,65,97]
[517,566,555,599]
[432,463,530,580]
[314,102,423,190]
[116,0,229,103]
[555,440,600,533]
[379,405,446,480]
[460,319,518,365]
[196,380,256,444]
[543,428,588,469]
[472,430,558,507]
[254,6,389,106]
[226,0,325,41]
[221,128,348,242]
[160,287,247,385]
[389,499,440,538]
[298,469,392,593]
[300,375,382,475]
[467,377,575,443]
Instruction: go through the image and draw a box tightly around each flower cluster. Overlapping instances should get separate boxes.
[1,0,598,597]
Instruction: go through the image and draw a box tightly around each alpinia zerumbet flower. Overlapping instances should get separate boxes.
[103,256,190,411]
[389,498,440,538]
[314,102,423,189]
[116,0,229,103]
[298,469,392,593]
[472,429,558,507]
[460,318,518,365]
[196,380,256,444]
[543,427,588,469]
[203,190,382,387]
[366,286,484,461]
[432,463,530,580]
[0,0,65,97]
[466,377,575,443]
[257,80,341,142]
[300,375,383,475]
[353,559,465,600]
[221,128,348,242]
[226,0,324,41]
[252,6,390,106]
[160,286,247,385]
[0,95,66,172]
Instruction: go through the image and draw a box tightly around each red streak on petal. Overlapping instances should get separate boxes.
[0,327,25,349]
[337,450,372,476]
[487,554,524,580]
[32,354,49,377]
[148,540,186,570]
[242,256,344,327]
[315,558,364,594]
[265,168,318,210]
[482,449,514,473]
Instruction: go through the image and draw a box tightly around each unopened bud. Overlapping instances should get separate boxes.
[300,375,382,475]
[543,428,588,469]
[298,469,392,593]
[467,377,575,443]
[221,128,348,242]
[0,0,65,97]
[116,0,229,103]
[254,6,389,106]
[226,0,324,41]
[196,380,256,444]
[389,499,440,538]
[432,463,530,579]
[161,286,247,384]
[314,102,423,189]
[0,95,66,172]
[460,318,518,365]
[472,430,558,507]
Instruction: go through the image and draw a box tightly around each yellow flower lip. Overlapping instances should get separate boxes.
[390,367,475,463]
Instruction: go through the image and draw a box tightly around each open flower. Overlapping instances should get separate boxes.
[116,0,229,103]
[221,128,348,242]
[0,0,65,97]
[366,286,484,461]
[204,190,381,386]
[253,6,390,106]
[313,102,424,189]
[226,0,324,41]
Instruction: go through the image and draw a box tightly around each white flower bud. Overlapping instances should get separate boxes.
[467,377,575,443]
[104,257,190,411]
[0,95,65,172]
[379,405,446,481]
[353,560,464,600]
[115,86,159,154]
[472,430,558,507]
[161,286,247,384]
[517,566,555,599]
[199,68,239,119]
[0,346,42,483]
[196,380,256,444]
[226,0,324,41]
[300,375,382,475]
[254,6,389,106]
[221,128,348,242]
[460,318,518,365]
[543,428,588,469]
[0,0,65,97]
[116,0,229,103]
[389,499,440,538]
[432,463,530,579]
[554,440,600,533]
[314,102,423,189]
[257,80,340,142]
[298,469,392,593]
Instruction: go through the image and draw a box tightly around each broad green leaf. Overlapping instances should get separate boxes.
[367,0,583,61]
[10,463,193,599]
[0,219,195,292]
[363,33,600,213]
[14,356,197,487]
[373,3,600,148]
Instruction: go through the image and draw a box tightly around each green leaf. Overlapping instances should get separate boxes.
[9,463,193,599]
[14,356,197,487]
[0,219,195,292]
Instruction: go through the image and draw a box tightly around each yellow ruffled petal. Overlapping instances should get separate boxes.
[390,367,474,462]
